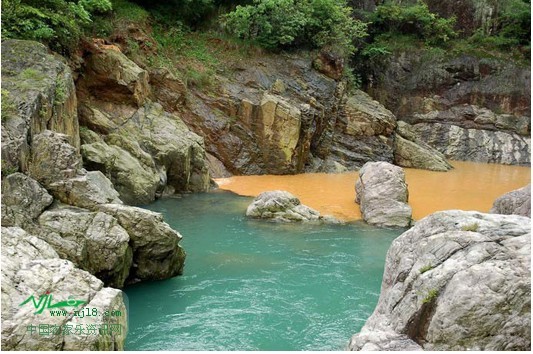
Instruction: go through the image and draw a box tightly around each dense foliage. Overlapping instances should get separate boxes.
[1,0,112,54]
[368,2,457,46]
[222,0,367,55]
[490,0,530,47]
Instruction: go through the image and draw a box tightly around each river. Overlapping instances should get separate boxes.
[124,161,530,350]
[215,161,531,221]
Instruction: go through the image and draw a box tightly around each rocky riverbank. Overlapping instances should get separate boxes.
[348,187,532,350]
[1,39,191,350]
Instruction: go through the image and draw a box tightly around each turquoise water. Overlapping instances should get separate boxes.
[124,191,401,351]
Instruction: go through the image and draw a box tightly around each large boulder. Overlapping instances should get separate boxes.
[49,171,123,210]
[355,162,412,227]
[36,207,132,288]
[348,211,531,351]
[79,101,211,197]
[1,227,127,350]
[28,130,123,209]
[97,204,186,282]
[117,103,210,193]
[246,190,324,222]
[490,184,531,217]
[1,173,53,227]
[1,40,79,175]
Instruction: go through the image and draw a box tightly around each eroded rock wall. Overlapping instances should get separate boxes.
[366,51,531,165]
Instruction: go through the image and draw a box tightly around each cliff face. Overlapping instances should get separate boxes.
[366,51,531,165]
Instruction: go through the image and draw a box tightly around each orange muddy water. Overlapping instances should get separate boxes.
[215,161,531,222]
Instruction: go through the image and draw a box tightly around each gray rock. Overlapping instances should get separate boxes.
[1,40,79,175]
[1,227,127,350]
[410,122,531,165]
[97,204,186,282]
[355,162,412,228]
[206,153,232,178]
[37,207,132,288]
[1,173,53,227]
[328,90,396,170]
[393,121,453,171]
[28,130,83,186]
[490,184,531,217]
[81,140,160,205]
[348,211,531,351]
[319,159,348,173]
[394,134,452,171]
[49,171,122,210]
[246,190,324,222]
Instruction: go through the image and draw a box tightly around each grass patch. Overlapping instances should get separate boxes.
[20,68,46,81]
[461,223,479,232]
[1,89,16,121]
[422,289,439,304]
[54,78,68,105]
[419,264,434,274]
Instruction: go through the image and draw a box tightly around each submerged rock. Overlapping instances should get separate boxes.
[348,210,531,351]
[490,184,531,217]
[1,227,127,350]
[246,190,336,223]
[355,162,412,228]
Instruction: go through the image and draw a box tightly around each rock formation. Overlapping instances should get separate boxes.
[348,210,531,351]
[490,184,531,217]
[246,190,336,223]
[393,121,452,171]
[355,162,412,228]
[1,39,190,350]
[1,227,127,350]
[366,51,531,165]
[76,46,211,203]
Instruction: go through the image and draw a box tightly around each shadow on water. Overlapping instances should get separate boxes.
[125,190,401,351]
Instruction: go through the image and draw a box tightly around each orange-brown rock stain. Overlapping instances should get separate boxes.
[215,161,531,222]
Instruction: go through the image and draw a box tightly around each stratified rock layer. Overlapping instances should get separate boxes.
[1,40,79,175]
[77,47,210,201]
[348,211,531,351]
[367,51,531,165]
[355,162,412,227]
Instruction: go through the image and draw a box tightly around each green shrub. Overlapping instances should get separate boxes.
[368,2,457,46]
[499,0,530,44]
[1,0,113,55]
[222,0,367,55]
